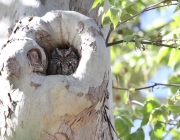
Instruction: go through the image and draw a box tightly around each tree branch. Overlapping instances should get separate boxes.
[106,27,113,45]
[113,82,180,91]
[145,3,178,12]
[107,39,178,49]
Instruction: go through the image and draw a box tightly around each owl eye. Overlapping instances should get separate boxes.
[28,49,41,62]
[64,48,72,57]
[56,48,64,57]
[33,53,39,60]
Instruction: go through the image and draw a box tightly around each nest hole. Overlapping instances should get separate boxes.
[46,43,80,76]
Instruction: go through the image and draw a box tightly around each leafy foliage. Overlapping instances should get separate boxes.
[115,116,133,137]
[91,0,180,139]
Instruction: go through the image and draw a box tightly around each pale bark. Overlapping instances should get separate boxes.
[0,0,116,140]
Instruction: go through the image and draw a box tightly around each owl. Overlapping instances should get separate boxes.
[47,47,79,75]
[27,49,47,74]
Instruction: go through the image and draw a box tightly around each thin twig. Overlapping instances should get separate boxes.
[105,0,178,44]
[128,100,144,106]
[152,82,180,87]
[107,39,178,49]
[104,107,121,140]
[145,3,178,12]
[106,27,113,45]
[113,82,180,91]
[117,0,175,27]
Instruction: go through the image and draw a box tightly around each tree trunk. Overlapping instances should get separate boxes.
[0,0,116,140]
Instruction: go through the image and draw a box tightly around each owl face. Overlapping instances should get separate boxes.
[56,47,72,57]
[47,47,79,75]
[28,50,40,63]
[27,49,46,74]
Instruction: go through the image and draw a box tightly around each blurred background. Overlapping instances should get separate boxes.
[107,0,180,139]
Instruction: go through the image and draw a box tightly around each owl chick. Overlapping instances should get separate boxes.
[47,47,79,75]
[27,49,46,74]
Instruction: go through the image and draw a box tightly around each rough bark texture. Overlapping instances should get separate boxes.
[41,73,111,140]
[0,1,115,140]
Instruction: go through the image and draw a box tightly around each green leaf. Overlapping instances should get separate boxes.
[120,13,131,21]
[168,49,180,67]
[109,7,121,28]
[122,2,138,15]
[124,35,134,44]
[145,31,156,39]
[125,7,138,15]
[108,0,114,6]
[154,29,163,41]
[102,16,111,25]
[121,116,133,127]
[149,109,161,123]
[177,121,180,129]
[125,2,136,8]
[171,129,180,139]
[150,122,166,140]
[168,89,180,105]
[168,74,180,93]
[140,100,160,126]
[102,7,121,28]
[141,113,150,126]
[166,105,180,113]
[134,36,141,49]
[141,100,160,114]
[91,0,104,10]
[173,90,180,100]
[149,105,169,124]
[141,36,150,41]
[115,116,132,137]
[157,47,170,63]
[124,128,145,140]
[174,2,180,13]
[168,97,175,105]
[173,15,180,24]
[160,106,169,122]
[102,10,112,25]
[114,0,122,8]
[129,87,135,93]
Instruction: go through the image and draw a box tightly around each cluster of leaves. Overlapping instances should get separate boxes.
[91,0,180,139]
[113,90,180,140]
